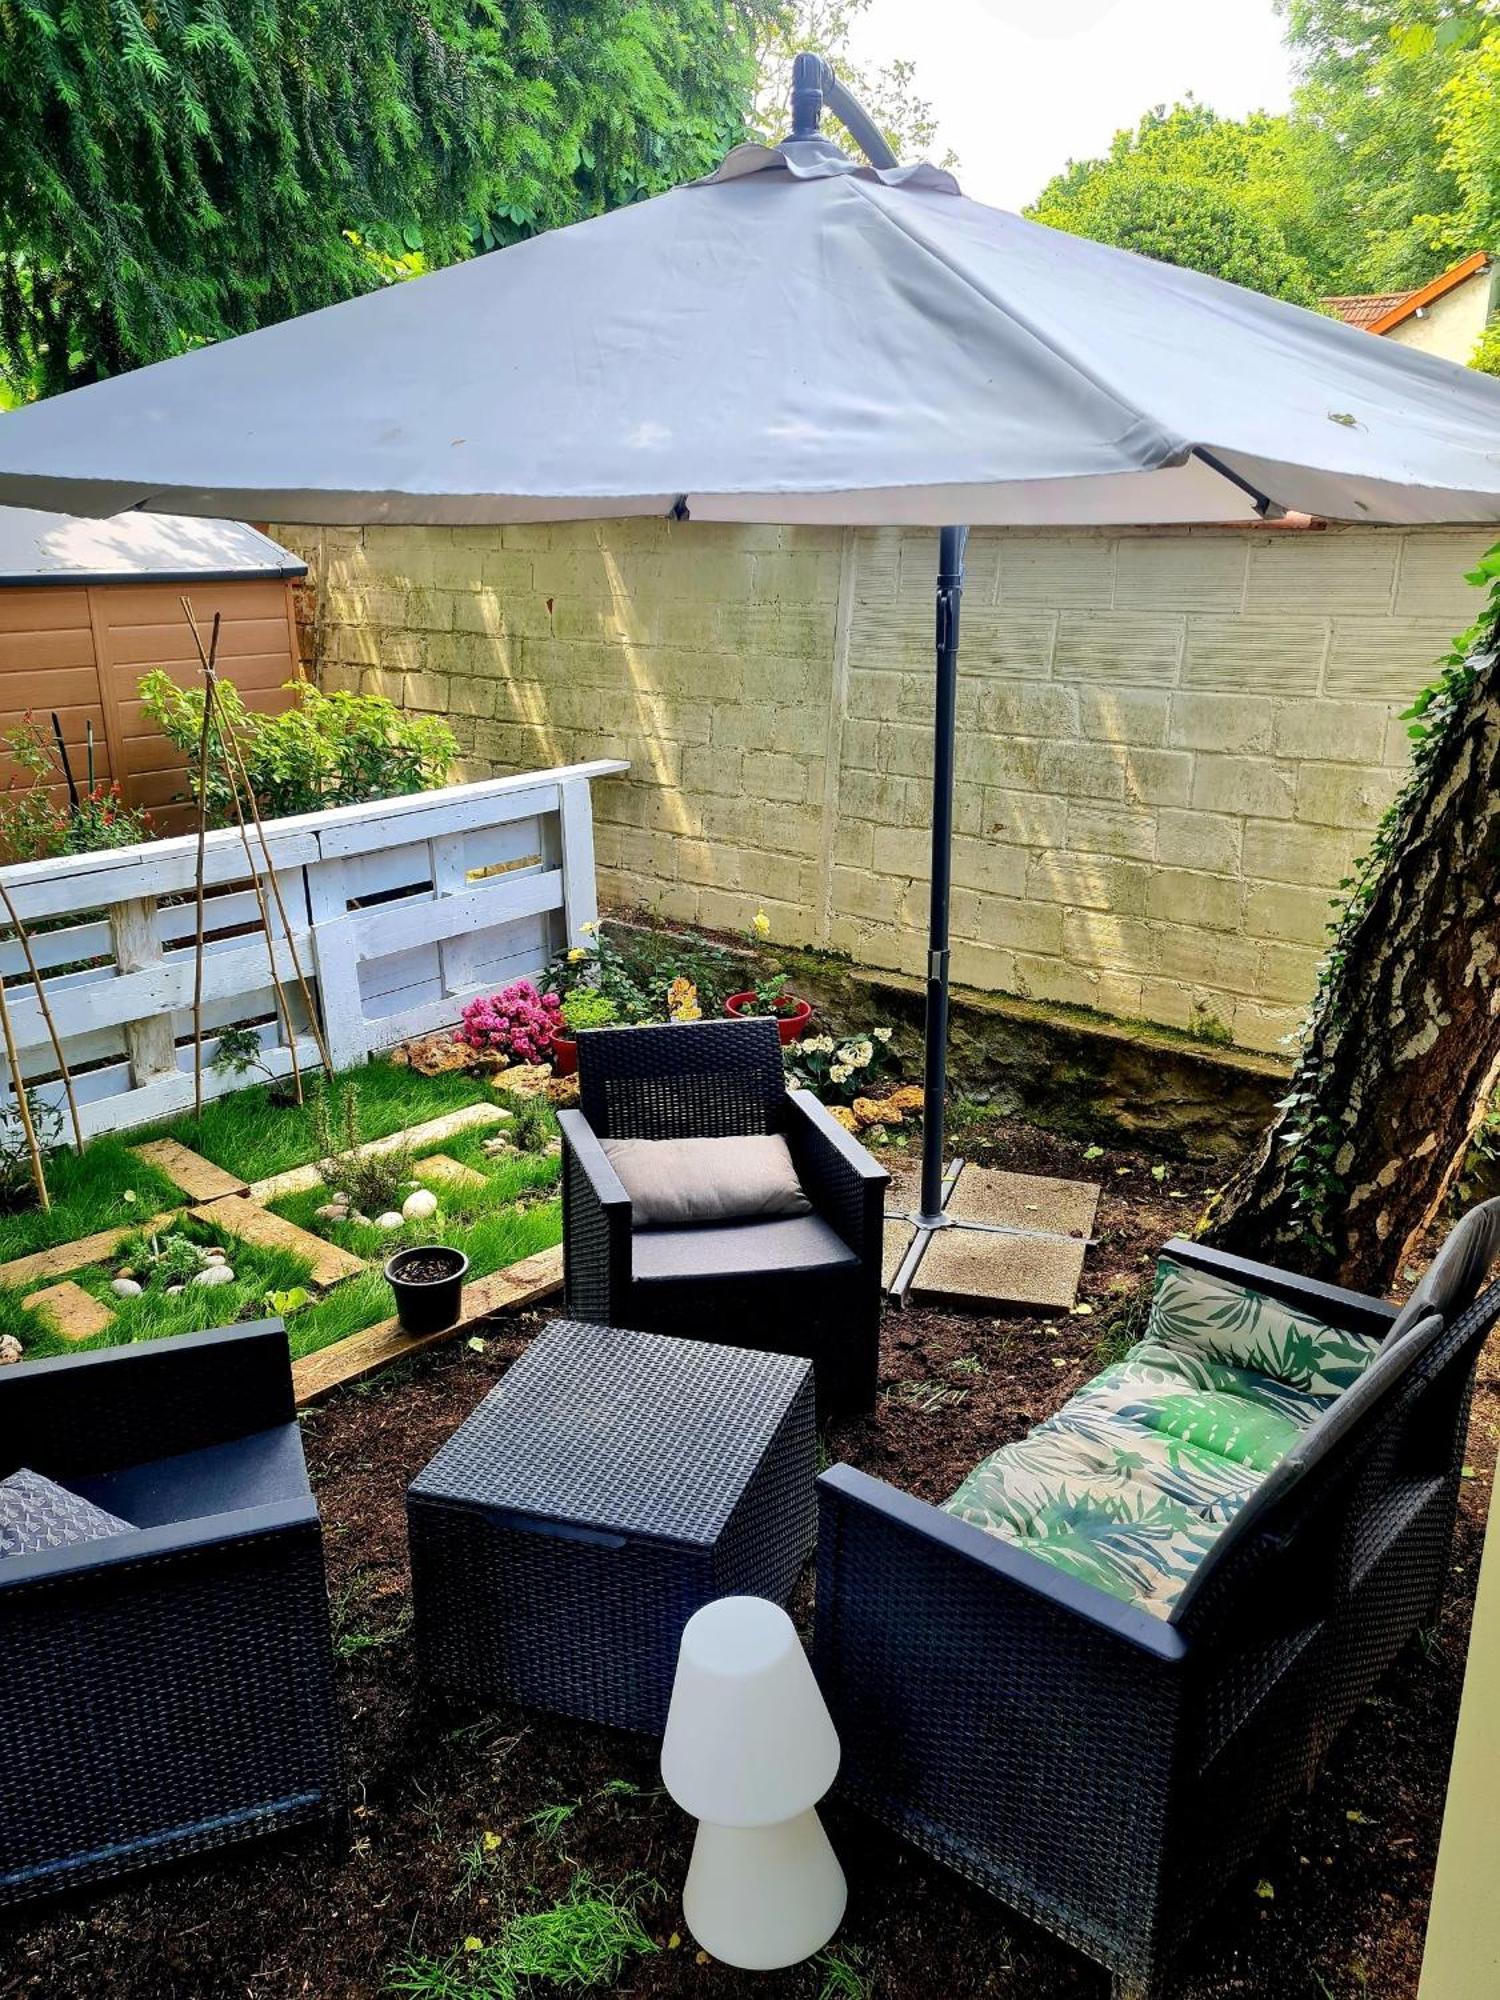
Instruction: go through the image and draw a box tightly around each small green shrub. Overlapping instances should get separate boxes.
[0,1088,64,1211]
[139,673,456,824]
[310,1077,412,1215]
[499,1094,555,1156]
[558,988,618,1033]
[0,715,153,861]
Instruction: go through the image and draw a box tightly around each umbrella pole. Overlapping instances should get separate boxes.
[888,524,967,1302]
[918,524,966,1223]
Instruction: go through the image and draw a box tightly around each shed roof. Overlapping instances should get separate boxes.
[0,504,305,587]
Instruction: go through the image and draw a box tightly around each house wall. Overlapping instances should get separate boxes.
[1386,265,1495,366]
[277,519,1493,1054]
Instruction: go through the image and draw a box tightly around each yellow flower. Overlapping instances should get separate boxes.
[667,976,702,1023]
[567,947,586,963]
[463,1937,484,1954]
[751,909,771,940]
[580,920,599,937]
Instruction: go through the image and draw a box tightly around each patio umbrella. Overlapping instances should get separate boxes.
[3,56,1499,1295]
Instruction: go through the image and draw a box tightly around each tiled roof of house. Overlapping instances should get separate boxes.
[1324,291,1414,331]
[1322,252,1490,336]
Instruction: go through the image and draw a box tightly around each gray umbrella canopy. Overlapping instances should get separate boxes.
[4,123,1497,1295]
[0,138,1498,528]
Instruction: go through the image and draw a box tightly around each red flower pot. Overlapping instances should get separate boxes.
[725,992,813,1045]
[550,1034,578,1076]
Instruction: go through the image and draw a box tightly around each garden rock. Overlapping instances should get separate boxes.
[110,1278,144,1298]
[192,1265,235,1287]
[315,1202,350,1223]
[166,1285,183,1296]
[545,1074,580,1108]
[401,1188,439,1221]
[375,1211,405,1231]
[0,1334,21,1365]
[493,1063,551,1099]
[391,1031,487,1078]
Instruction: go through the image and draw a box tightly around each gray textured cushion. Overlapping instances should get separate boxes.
[603,1133,811,1229]
[632,1213,857,1282]
[0,1467,133,1559]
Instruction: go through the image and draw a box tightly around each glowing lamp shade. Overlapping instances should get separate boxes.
[660,1597,846,1969]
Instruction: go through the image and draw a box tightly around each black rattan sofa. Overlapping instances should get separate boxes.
[814,1227,1500,1997]
[0,1321,342,1909]
[557,1016,887,1414]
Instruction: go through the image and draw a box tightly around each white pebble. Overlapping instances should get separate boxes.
[0,1334,22,1365]
[203,1248,227,1263]
[401,1188,439,1221]
[193,1264,236,1286]
[314,1202,348,1222]
[166,1285,183,1296]
[375,1211,405,1231]
[110,1277,143,1298]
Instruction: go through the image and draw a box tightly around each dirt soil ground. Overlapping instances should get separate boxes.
[3,1115,1494,2000]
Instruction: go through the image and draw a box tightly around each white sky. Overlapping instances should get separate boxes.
[841,0,1295,209]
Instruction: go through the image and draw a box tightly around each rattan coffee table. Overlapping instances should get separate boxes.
[406,1319,817,1732]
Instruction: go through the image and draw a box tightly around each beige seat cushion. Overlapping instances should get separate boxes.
[602,1133,812,1230]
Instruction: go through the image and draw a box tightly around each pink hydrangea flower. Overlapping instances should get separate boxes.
[459,981,563,1062]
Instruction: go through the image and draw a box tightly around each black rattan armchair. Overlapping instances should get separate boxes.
[814,1238,1500,1998]
[558,1016,887,1414]
[0,1322,342,1910]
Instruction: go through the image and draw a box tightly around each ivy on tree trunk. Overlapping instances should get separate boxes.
[1206,547,1500,1294]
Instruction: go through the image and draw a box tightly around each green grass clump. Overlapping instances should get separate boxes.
[156,1061,494,1184]
[9,1216,315,1362]
[389,1878,657,1999]
[0,1135,184,1265]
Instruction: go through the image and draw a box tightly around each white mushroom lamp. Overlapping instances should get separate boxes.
[660,1596,846,1970]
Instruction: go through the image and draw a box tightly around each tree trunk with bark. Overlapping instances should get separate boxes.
[1206,606,1500,1295]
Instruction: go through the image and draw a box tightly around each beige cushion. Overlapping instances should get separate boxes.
[602,1134,811,1229]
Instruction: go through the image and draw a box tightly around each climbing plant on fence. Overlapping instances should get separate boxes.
[0,0,774,400]
[1206,544,1500,1292]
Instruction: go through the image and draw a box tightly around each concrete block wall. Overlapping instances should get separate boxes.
[279,518,1493,1053]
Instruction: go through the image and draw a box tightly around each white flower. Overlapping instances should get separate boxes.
[829,1063,850,1083]
[805,1035,836,1055]
[873,1026,893,1043]
[853,1040,874,1066]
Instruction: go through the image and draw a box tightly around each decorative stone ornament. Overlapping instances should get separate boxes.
[660,1597,846,1970]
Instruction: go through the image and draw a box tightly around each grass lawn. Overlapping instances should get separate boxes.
[0,1060,560,1365]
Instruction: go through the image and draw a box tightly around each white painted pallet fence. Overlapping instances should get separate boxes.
[0,760,628,1137]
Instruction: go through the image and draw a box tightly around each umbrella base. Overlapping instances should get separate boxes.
[884,1161,1099,1312]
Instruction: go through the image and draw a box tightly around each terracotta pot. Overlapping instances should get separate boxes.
[550,1034,578,1076]
[725,992,813,1045]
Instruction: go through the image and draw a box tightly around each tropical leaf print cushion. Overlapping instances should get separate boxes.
[943,1255,1384,1618]
[1143,1255,1380,1397]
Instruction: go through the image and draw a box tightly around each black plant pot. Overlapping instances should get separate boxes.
[384,1244,469,1336]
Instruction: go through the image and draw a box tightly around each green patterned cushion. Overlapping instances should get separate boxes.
[944,1256,1385,1619]
[1145,1253,1380,1396]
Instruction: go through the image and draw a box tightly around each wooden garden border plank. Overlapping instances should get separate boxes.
[190,1195,366,1287]
[291,1244,563,1404]
[0,1211,180,1289]
[131,1137,249,1201]
[249,1103,508,1200]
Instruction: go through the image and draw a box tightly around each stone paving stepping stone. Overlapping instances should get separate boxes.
[885,1164,1099,1314]
[290,1244,563,1405]
[250,1104,509,1201]
[413,1153,489,1192]
[191,1196,366,1288]
[130,1138,249,1202]
[22,1279,116,1342]
[0,1213,180,1292]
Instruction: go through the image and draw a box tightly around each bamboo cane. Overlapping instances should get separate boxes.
[185,602,221,1119]
[0,972,48,1212]
[216,697,334,1077]
[0,880,83,1153]
[180,602,304,1105]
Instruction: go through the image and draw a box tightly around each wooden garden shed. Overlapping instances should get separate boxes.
[0,504,305,834]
